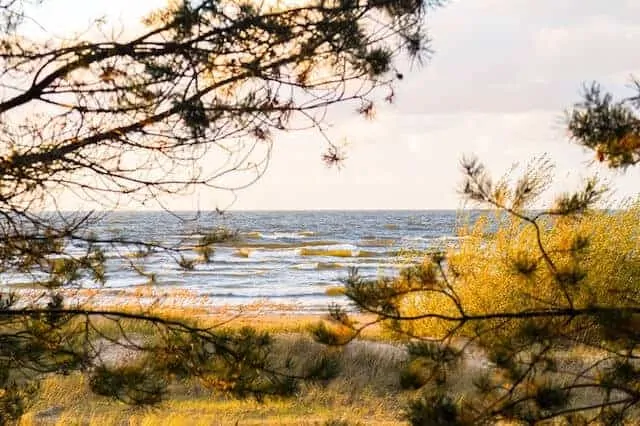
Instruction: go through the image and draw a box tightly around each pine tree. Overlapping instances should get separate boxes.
[317,84,640,424]
[0,0,434,421]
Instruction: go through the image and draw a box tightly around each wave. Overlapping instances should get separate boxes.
[435,235,465,241]
[202,292,326,299]
[291,262,345,270]
[262,232,306,240]
[290,263,318,270]
[226,240,339,249]
[223,243,389,260]
[298,246,383,258]
[228,247,299,261]
[358,250,382,258]
[317,262,344,270]
[234,248,253,258]
[325,286,346,296]
[300,247,355,257]
[359,238,396,247]
[400,235,464,243]
[243,230,316,240]
[204,269,271,277]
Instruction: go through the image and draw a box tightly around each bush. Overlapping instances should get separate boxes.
[395,203,640,341]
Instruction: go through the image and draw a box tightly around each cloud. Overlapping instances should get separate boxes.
[21,0,640,210]
[389,0,640,114]
[232,109,640,210]
[533,16,640,78]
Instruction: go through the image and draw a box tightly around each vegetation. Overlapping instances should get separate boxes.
[2,309,399,424]
[2,0,640,424]
[0,0,434,422]
[313,83,640,424]
[569,82,640,168]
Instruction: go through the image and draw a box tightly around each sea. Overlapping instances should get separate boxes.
[5,210,478,313]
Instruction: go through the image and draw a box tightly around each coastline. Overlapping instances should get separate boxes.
[5,286,385,336]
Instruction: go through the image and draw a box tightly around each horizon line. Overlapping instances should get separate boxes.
[43,207,486,213]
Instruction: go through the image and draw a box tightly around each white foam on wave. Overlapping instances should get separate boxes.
[238,248,299,260]
[290,263,318,270]
[245,231,316,240]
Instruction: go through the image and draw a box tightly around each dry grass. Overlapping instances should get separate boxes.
[15,307,631,425]
[20,331,410,425]
[8,293,406,425]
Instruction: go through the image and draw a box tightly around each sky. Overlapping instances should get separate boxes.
[26,0,640,210]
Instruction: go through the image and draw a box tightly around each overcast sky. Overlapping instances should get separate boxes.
[30,0,640,210]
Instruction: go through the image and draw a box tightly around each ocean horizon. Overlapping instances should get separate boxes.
[4,210,481,312]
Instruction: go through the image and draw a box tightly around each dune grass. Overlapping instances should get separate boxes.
[12,294,631,425]
[7,289,406,424]
[19,329,410,426]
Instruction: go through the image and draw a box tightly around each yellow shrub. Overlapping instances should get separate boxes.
[398,203,640,339]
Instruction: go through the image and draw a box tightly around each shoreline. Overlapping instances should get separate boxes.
[5,286,353,313]
[3,286,386,336]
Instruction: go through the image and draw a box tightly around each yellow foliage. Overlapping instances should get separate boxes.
[17,412,35,426]
[398,204,640,339]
